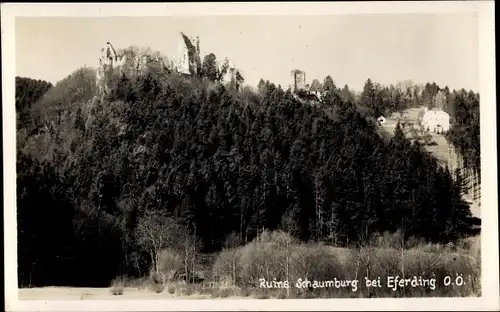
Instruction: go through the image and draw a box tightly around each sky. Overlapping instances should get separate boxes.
[15,14,479,92]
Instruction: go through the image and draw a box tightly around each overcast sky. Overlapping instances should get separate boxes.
[15,14,478,92]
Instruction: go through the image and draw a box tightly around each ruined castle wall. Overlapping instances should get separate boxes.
[174,33,201,76]
[96,44,128,96]
[176,34,191,74]
[292,70,306,92]
[218,59,236,84]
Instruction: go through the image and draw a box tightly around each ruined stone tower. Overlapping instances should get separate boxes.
[291,69,306,93]
[174,32,201,76]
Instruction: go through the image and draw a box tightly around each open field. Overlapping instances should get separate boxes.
[18,287,243,300]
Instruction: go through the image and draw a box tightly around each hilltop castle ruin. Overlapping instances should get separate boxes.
[218,58,238,85]
[172,32,237,85]
[172,32,201,76]
[290,69,323,100]
[96,42,127,95]
[291,69,307,93]
[96,33,240,95]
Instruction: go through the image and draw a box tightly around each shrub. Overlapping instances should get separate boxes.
[167,284,176,294]
[238,287,252,297]
[234,230,297,287]
[150,271,165,285]
[109,277,125,295]
[277,290,287,299]
[210,230,481,298]
[212,249,241,286]
[254,289,270,299]
[219,288,231,298]
[125,276,149,290]
[158,248,183,282]
[183,285,194,296]
[150,282,165,293]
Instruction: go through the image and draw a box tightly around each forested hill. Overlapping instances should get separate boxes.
[16,61,480,287]
[15,77,53,130]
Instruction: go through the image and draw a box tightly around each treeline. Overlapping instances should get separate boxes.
[357,80,480,175]
[288,76,481,174]
[16,52,479,288]
[445,90,480,173]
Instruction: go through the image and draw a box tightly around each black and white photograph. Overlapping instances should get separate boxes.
[3,2,498,311]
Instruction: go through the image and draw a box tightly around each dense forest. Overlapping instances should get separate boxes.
[15,77,53,130]
[445,90,481,174]
[16,49,480,288]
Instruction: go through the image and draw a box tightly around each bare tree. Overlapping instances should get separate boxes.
[134,210,181,282]
[180,225,202,283]
[121,46,170,77]
[313,171,325,241]
[276,231,295,298]
[223,231,242,286]
[325,202,340,246]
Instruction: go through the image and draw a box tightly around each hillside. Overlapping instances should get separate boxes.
[15,77,53,133]
[16,60,481,291]
[380,107,481,218]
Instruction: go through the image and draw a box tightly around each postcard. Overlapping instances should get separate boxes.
[2,2,498,311]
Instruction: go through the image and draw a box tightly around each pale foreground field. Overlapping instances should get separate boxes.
[18,287,245,300]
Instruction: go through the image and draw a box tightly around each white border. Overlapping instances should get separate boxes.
[2,2,498,311]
